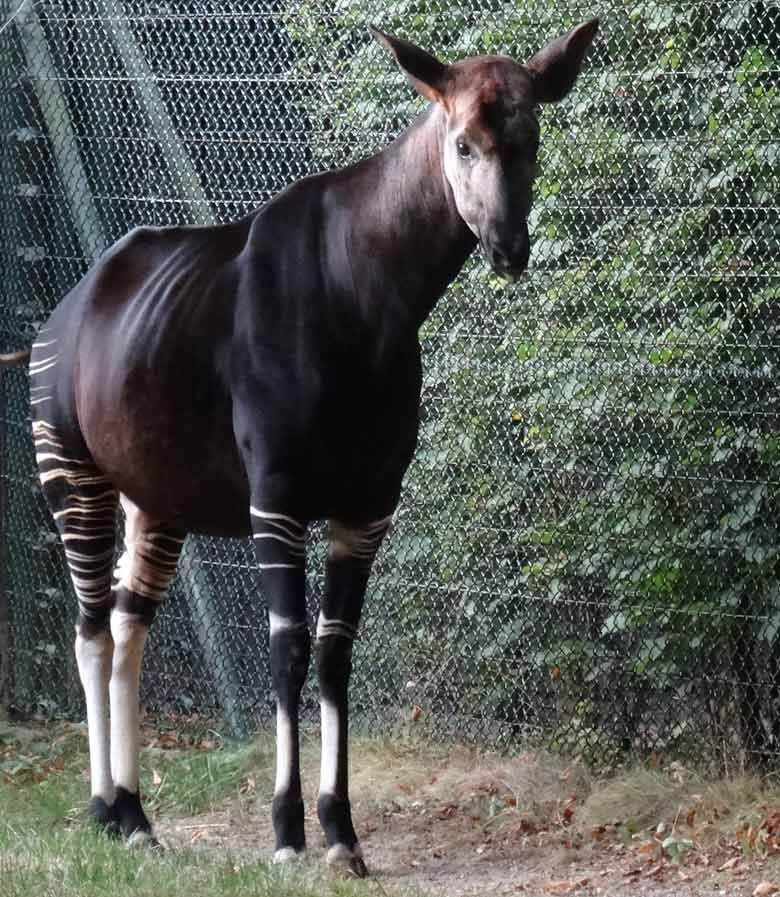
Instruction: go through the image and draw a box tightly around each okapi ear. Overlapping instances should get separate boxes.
[370,26,451,105]
[526,18,599,103]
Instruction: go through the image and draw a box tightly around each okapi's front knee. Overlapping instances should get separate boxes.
[270,620,311,860]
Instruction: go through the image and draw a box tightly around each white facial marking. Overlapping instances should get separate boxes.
[109,609,148,792]
[440,97,538,252]
[319,697,341,796]
[75,629,115,804]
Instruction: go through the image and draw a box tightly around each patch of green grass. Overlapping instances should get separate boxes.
[141,739,261,817]
[0,721,264,820]
[0,827,406,897]
[0,725,421,897]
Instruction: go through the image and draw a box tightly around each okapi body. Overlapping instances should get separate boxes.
[9,22,597,874]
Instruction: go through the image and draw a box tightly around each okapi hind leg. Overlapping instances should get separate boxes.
[32,420,120,833]
[109,495,185,846]
[317,516,392,877]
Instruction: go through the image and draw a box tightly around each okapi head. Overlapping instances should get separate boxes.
[372,19,599,280]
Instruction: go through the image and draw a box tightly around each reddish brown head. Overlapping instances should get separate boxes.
[372,20,599,279]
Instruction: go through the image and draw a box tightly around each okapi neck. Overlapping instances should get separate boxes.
[347,104,477,329]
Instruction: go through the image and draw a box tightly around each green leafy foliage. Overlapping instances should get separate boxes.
[283,1,780,761]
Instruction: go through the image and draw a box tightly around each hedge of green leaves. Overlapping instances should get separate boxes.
[285,1,780,762]
[1,2,778,765]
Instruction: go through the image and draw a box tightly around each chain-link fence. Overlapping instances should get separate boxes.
[1,0,779,765]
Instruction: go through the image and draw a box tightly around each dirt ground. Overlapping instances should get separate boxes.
[6,718,780,897]
[157,749,780,897]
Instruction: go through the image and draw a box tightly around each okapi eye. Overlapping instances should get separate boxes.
[456,138,472,159]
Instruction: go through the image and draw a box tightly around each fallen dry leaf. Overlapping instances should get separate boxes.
[647,863,666,879]
[754,884,779,896]
[239,774,256,796]
[152,769,162,787]
[543,880,585,895]
[718,856,740,872]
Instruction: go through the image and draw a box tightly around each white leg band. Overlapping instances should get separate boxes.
[319,697,341,796]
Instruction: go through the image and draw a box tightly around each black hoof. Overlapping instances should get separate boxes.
[326,844,368,878]
[114,786,154,842]
[348,856,368,878]
[126,829,163,850]
[87,796,119,837]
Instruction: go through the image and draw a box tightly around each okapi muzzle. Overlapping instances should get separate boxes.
[482,219,531,280]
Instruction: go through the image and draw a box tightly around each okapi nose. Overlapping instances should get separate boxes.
[489,230,530,274]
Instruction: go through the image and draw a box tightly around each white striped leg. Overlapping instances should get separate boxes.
[33,422,119,828]
[250,507,305,571]
[109,497,185,844]
[317,516,392,877]
[269,621,310,863]
[250,506,310,861]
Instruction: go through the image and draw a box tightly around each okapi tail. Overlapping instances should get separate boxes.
[0,349,31,367]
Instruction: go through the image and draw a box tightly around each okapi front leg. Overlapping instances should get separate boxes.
[250,506,310,862]
[317,517,392,877]
[109,497,185,845]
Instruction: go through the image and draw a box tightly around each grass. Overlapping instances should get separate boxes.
[0,721,420,897]
[0,831,400,897]
[5,718,780,896]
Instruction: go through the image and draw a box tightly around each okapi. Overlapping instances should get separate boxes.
[2,21,597,874]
